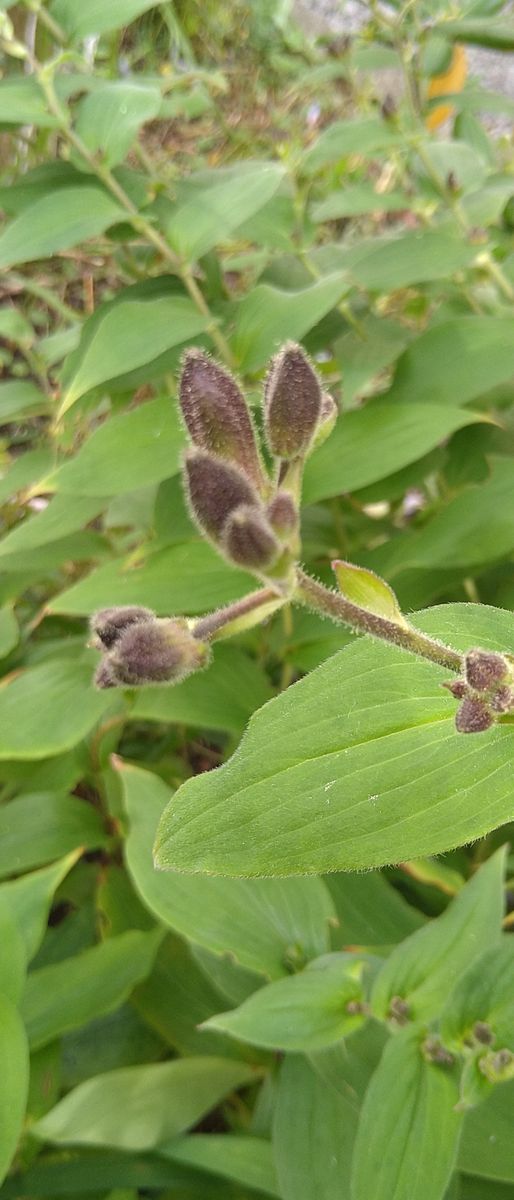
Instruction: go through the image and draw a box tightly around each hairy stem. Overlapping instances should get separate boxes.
[192,587,284,642]
[295,568,462,672]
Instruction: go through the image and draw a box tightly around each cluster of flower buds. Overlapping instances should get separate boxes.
[179,344,336,585]
[444,648,514,733]
[91,606,210,689]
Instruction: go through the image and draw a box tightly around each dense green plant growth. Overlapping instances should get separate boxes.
[2,1,514,1198]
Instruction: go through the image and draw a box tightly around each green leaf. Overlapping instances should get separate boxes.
[33,1057,259,1149]
[0,494,107,560]
[371,850,505,1023]
[440,939,514,1051]
[50,0,162,38]
[0,380,49,423]
[0,448,53,508]
[325,871,423,947]
[47,398,184,496]
[334,316,410,407]
[0,995,29,1186]
[0,854,78,960]
[0,792,108,880]
[442,18,514,50]
[302,117,404,172]
[154,605,514,876]
[333,560,406,625]
[131,644,273,735]
[59,295,208,416]
[310,184,409,221]
[0,660,111,760]
[459,1081,514,1182]
[0,1151,211,1198]
[167,162,285,261]
[386,317,514,407]
[0,897,26,1004]
[0,187,124,271]
[0,607,18,659]
[21,928,162,1049]
[49,541,253,617]
[120,761,335,978]
[352,1026,463,1200]
[75,82,162,168]
[160,1135,280,1198]
[303,401,486,502]
[204,954,367,1051]
[231,274,348,372]
[0,76,57,127]
[341,229,477,291]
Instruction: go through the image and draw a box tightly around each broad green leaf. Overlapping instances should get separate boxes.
[154,605,514,877]
[0,897,26,1004]
[61,1004,164,1088]
[0,380,49,423]
[303,401,486,502]
[0,449,53,508]
[204,954,366,1050]
[33,1057,259,1149]
[0,1152,211,1198]
[231,274,348,372]
[352,1026,463,1200]
[459,1179,514,1200]
[441,939,514,1051]
[459,1081,514,1182]
[386,317,514,407]
[133,934,261,1059]
[334,316,410,407]
[0,661,111,760]
[371,849,505,1023]
[380,458,514,574]
[0,854,78,960]
[0,607,18,659]
[333,561,406,625]
[0,76,57,127]
[302,117,404,172]
[21,928,162,1049]
[47,398,184,496]
[0,995,29,1186]
[75,82,162,168]
[0,792,108,879]
[131,644,273,735]
[167,162,285,261]
[310,184,409,221]
[59,295,208,416]
[341,229,477,291]
[416,142,488,195]
[0,494,107,560]
[0,187,124,271]
[326,871,423,947]
[49,541,253,617]
[50,0,161,38]
[120,762,335,978]
[442,18,514,50]
[160,1135,280,1198]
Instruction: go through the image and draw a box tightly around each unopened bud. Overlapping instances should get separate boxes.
[179,350,262,486]
[222,504,280,571]
[479,1048,514,1084]
[109,618,209,687]
[464,649,510,693]
[388,995,410,1026]
[267,491,298,537]
[442,678,468,699]
[473,1021,494,1046]
[490,685,513,714]
[264,342,322,459]
[184,448,258,541]
[94,659,119,690]
[455,696,494,734]
[422,1036,455,1067]
[91,606,154,650]
[381,93,397,120]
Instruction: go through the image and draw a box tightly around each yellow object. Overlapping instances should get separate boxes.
[426,44,467,131]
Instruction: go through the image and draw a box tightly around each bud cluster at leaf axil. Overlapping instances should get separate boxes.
[91,606,210,689]
[180,345,335,586]
[443,648,514,732]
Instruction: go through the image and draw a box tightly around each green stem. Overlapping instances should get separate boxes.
[295,568,462,672]
[192,587,284,642]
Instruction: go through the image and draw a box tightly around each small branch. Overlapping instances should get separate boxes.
[192,587,284,642]
[295,568,462,672]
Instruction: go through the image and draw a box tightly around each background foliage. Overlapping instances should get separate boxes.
[2,1,514,1198]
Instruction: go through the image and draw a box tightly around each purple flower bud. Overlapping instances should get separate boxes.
[222,504,280,570]
[109,618,210,687]
[184,448,259,541]
[455,696,494,734]
[179,350,263,486]
[442,678,468,699]
[490,685,513,714]
[264,342,322,459]
[464,648,510,693]
[266,491,298,537]
[94,659,119,689]
[90,605,154,650]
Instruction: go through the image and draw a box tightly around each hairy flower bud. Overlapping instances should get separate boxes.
[222,504,280,571]
[184,448,259,541]
[455,696,494,734]
[179,350,263,486]
[91,605,154,650]
[311,391,338,451]
[264,342,322,459]
[94,659,119,689]
[442,678,468,699]
[266,491,298,537]
[464,649,510,693]
[108,618,210,687]
[490,685,514,714]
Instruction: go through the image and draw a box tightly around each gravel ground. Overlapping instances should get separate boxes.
[294,0,514,135]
